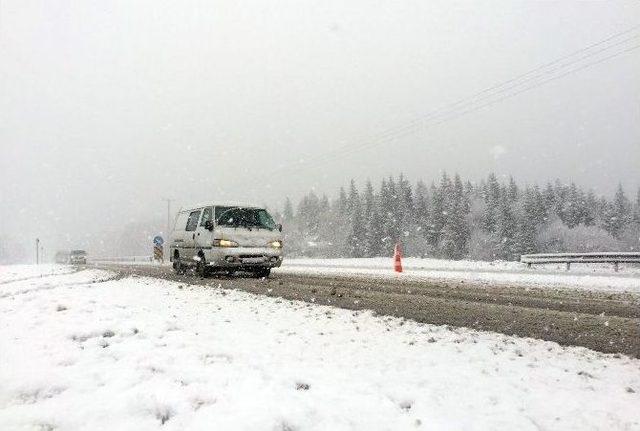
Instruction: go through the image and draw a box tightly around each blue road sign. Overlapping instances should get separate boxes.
[153,235,164,247]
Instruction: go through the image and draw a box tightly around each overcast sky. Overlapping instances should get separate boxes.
[1,0,639,256]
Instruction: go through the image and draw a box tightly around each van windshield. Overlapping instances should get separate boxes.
[216,207,276,230]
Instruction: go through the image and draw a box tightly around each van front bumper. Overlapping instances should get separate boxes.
[205,247,283,268]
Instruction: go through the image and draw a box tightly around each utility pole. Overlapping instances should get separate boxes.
[35,238,40,264]
[163,198,173,236]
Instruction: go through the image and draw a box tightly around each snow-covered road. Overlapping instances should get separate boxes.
[1,267,639,430]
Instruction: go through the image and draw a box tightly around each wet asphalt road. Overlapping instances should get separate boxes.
[92,263,640,358]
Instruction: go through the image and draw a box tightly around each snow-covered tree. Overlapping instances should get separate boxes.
[282,174,634,260]
[283,197,294,222]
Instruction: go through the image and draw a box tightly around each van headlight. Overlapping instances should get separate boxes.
[213,239,239,247]
[268,240,283,248]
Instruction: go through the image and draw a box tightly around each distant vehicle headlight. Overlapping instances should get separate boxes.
[213,239,239,247]
[268,240,283,248]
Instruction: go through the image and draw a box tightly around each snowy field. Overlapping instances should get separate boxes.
[1,266,639,430]
[276,257,640,293]
[0,264,74,284]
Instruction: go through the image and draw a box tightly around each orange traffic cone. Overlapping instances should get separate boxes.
[394,242,403,273]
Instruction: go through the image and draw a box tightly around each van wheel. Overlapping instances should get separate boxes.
[196,257,208,277]
[173,255,185,275]
[254,268,271,278]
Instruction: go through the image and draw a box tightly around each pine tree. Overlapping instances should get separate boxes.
[385,177,401,245]
[483,173,501,233]
[542,182,556,220]
[531,185,548,225]
[397,174,416,248]
[414,180,430,239]
[347,179,360,215]
[283,197,294,222]
[430,173,453,254]
[507,176,519,202]
[320,194,330,212]
[367,207,384,257]
[565,183,584,228]
[464,180,476,199]
[296,192,321,239]
[496,192,518,260]
[606,184,632,238]
[440,174,470,259]
[634,188,640,223]
[377,179,394,253]
[427,182,443,249]
[362,180,377,257]
[584,190,598,226]
[516,187,539,255]
[554,180,569,224]
[348,199,367,257]
[336,187,348,216]
[454,174,470,214]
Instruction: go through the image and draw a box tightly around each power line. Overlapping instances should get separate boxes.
[259,43,640,201]
[295,43,640,176]
[254,27,640,186]
[284,34,640,177]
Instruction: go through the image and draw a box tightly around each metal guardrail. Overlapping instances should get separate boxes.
[520,252,640,271]
[90,256,153,263]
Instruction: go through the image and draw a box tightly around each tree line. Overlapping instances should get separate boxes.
[276,173,640,261]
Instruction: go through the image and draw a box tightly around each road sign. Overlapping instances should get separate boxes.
[153,235,164,247]
[154,246,164,262]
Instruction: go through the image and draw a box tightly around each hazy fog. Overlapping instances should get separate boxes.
[1,1,639,259]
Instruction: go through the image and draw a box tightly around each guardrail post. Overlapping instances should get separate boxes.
[614,262,619,272]
[566,262,570,271]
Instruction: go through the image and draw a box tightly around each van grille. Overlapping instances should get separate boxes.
[239,254,265,259]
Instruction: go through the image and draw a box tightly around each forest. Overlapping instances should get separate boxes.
[277,173,640,260]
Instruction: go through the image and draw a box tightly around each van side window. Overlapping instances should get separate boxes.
[200,207,213,226]
[215,206,235,221]
[185,210,201,231]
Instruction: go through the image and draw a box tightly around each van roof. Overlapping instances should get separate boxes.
[179,201,265,212]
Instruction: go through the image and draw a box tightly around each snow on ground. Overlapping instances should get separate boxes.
[1,267,639,430]
[275,258,640,293]
[0,268,115,299]
[285,257,640,275]
[0,264,75,284]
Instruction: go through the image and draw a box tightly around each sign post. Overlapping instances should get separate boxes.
[153,235,164,263]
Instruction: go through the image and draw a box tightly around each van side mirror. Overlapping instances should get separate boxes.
[277,223,282,232]
[204,220,214,231]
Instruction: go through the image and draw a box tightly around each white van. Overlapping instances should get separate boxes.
[169,202,283,277]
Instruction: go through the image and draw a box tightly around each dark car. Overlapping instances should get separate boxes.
[54,251,70,264]
[69,250,87,265]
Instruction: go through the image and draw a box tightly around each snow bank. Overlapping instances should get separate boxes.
[276,258,640,293]
[1,267,639,430]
